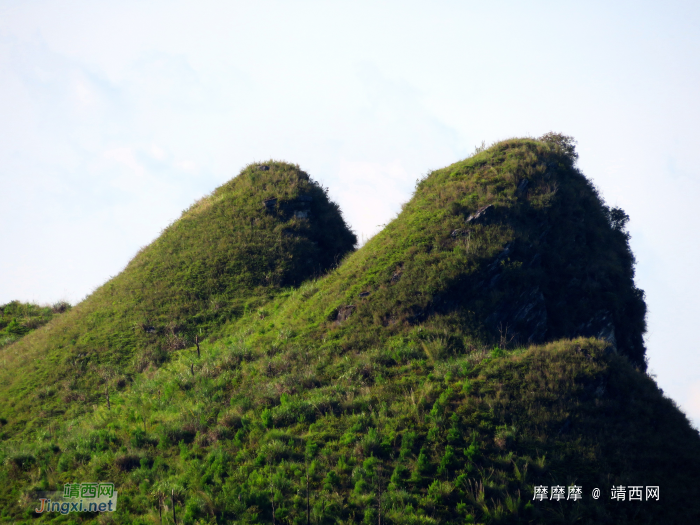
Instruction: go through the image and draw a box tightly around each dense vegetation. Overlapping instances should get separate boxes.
[1,137,698,524]
[228,134,647,371]
[0,301,71,349]
[0,162,356,430]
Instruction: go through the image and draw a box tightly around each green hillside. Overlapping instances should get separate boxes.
[0,161,356,432]
[229,134,646,369]
[0,301,71,349]
[1,137,698,524]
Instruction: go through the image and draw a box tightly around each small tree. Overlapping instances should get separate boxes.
[539,132,578,162]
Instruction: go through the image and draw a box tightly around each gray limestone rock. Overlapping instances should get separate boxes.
[466,205,495,224]
[486,286,548,343]
[576,310,617,351]
[517,178,529,194]
[335,305,356,324]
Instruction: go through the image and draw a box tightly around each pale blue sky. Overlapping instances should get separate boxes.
[1,0,699,427]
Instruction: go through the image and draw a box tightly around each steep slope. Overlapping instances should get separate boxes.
[1,138,698,525]
[0,161,355,432]
[234,134,646,368]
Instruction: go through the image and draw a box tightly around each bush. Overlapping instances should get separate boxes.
[57,454,72,473]
[364,507,378,525]
[131,429,157,449]
[361,428,382,456]
[261,408,273,428]
[7,454,35,471]
[158,424,196,447]
[323,470,340,491]
[115,455,141,472]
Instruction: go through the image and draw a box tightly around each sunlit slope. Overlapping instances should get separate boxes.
[0,301,71,349]
[5,335,699,523]
[0,162,355,430]
[232,136,647,368]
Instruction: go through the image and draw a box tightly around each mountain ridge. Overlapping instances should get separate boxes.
[0,136,698,524]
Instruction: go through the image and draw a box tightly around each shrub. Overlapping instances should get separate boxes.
[390,464,409,488]
[130,429,157,449]
[437,445,456,476]
[364,507,378,524]
[115,455,141,472]
[361,428,382,456]
[6,454,35,471]
[412,448,430,480]
[261,408,273,428]
[323,470,340,491]
[57,454,72,472]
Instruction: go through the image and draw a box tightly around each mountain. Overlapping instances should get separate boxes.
[0,161,355,432]
[232,134,646,368]
[1,137,698,524]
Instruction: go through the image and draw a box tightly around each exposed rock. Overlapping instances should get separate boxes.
[594,377,607,398]
[486,286,548,343]
[517,178,529,194]
[335,305,356,323]
[382,315,398,326]
[450,228,470,238]
[278,197,312,219]
[359,292,370,298]
[258,165,270,171]
[466,204,495,224]
[527,253,542,269]
[575,310,617,351]
[488,243,513,271]
[263,198,277,210]
[510,287,548,342]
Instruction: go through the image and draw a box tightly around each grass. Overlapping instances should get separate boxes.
[0,161,356,431]
[0,136,698,524]
[0,301,71,350]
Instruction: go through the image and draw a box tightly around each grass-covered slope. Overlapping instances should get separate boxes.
[3,336,699,524]
[0,162,355,431]
[233,134,646,369]
[1,137,698,524]
[0,301,71,349]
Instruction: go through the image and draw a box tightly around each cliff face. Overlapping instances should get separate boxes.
[1,138,696,525]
